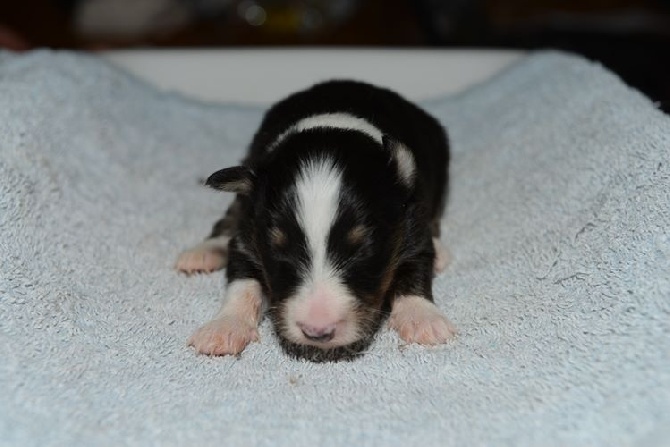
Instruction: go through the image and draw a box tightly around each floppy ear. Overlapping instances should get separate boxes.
[383,135,416,187]
[205,166,255,195]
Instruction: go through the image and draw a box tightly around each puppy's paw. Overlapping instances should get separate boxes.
[389,295,457,345]
[432,238,450,274]
[175,241,228,275]
[188,316,258,356]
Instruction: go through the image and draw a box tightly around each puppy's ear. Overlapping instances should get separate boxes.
[383,135,415,187]
[205,166,255,195]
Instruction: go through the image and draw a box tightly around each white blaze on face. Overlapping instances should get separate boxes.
[283,157,359,346]
[296,157,341,282]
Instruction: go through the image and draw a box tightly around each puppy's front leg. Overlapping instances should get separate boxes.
[175,235,230,275]
[188,279,263,355]
[432,237,450,274]
[388,249,457,345]
[175,196,243,275]
[189,238,265,356]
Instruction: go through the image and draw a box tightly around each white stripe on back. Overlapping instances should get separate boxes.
[269,112,383,151]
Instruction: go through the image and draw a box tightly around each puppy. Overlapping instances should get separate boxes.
[177,80,456,362]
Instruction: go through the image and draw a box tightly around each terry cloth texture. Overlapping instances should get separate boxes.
[1,50,669,447]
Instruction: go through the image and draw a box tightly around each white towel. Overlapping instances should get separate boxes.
[1,50,668,447]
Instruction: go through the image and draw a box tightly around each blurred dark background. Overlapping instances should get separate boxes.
[1,0,669,106]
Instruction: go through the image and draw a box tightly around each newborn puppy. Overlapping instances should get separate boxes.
[177,80,456,362]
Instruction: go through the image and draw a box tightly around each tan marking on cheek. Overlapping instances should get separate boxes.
[379,267,396,301]
[347,225,368,246]
[270,227,287,247]
[378,229,403,299]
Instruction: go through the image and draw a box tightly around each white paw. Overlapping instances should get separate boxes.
[389,295,457,345]
[175,239,228,275]
[433,237,450,274]
[188,316,258,356]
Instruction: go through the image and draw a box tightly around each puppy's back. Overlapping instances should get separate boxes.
[245,80,449,220]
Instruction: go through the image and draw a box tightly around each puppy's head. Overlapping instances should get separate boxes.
[208,132,416,361]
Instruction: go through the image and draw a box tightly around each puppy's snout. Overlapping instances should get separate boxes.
[298,322,336,342]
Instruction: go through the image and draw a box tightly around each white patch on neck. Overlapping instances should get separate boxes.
[295,157,342,282]
[269,112,383,151]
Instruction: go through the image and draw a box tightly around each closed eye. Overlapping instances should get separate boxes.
[267,224,310,268]
[330,225,373,267]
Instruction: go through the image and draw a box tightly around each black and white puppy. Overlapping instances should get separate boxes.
[177,80,456,362]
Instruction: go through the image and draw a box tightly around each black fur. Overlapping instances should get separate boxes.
[206,80,449,362]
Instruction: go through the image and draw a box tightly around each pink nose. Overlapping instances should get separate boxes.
[297,322,336,342]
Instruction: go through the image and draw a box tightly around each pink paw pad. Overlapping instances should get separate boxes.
[389,295,457,345]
